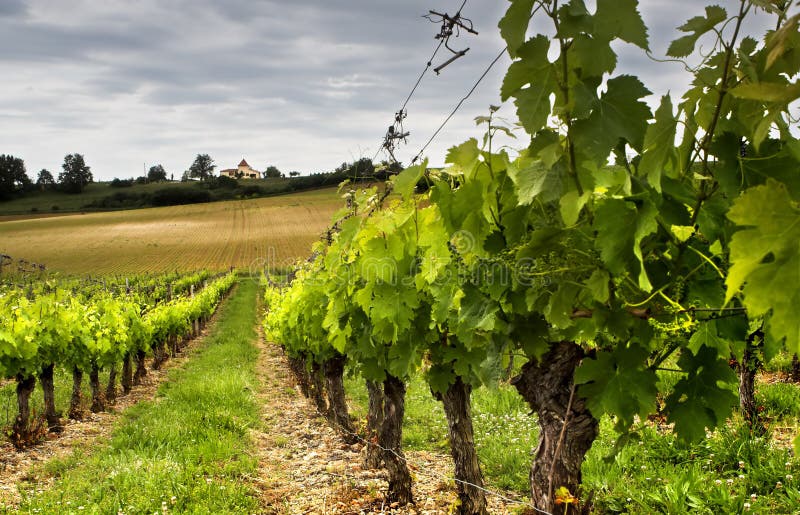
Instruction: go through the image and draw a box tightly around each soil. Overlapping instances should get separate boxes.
[251,337,527,514]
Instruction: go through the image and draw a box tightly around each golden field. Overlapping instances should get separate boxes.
[0,188,342,275]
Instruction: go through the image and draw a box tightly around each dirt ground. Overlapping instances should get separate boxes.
[251,337,528,514]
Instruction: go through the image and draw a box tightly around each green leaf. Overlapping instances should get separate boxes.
[729,81,800,103]
[667,6,728,58]
[594,0,649,50]
[670,225,695,242]
[727,179,800,351]
[593,198,658,291]
[445,139,481,171]
[572,75,652,161]
[666,345,738,442]
[638,95,677,191]
[688,320,732,358]
[575,342,657,428]
[508,163,550,205]
[499,0,535,58]
[585,269,610,303]
[559,190,589,226]
[392,161,425,200]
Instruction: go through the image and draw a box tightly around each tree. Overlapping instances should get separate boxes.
[35,169,55,190]
[147,164,167,183]
[0,155,31,199]
[58,154,93,194]
[188,154,215,181]
[289,171,300,177]
[264,165,281,178]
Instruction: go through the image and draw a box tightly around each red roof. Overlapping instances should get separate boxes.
[238,159,249,167]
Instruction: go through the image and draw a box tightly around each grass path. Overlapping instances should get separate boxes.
[10,280,263,514]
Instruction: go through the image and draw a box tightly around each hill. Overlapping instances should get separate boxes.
[0,187,342,275]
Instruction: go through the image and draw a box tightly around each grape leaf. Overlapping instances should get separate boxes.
[688,320,734,359]
[730,81,800,103]
[574,342,657,428]
[593,198,658,291]
[727,179,800,351]
[572,75,652,161]
[392,161,425,200]
[585,269,610,303]
[667,6,728,58]
[666,345,738,442]
[594,0,649,50]
[498,0,535,58]
[638,95,678,191]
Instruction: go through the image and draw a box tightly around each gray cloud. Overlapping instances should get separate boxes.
[0,0,784,180]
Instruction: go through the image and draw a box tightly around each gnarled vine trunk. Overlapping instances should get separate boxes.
[90,364,106,413]
[381,374,413,506]
[791,354,800,383]
[121,352,133,394]
[436,377,487,515]
[12,374,37,442]
[69,367,84,420]
[512,342,598,515]
[106,364,117,404]
[134,349,148,385]
[152,341,166,370]
[287,354,311,397]
[323,354,356,441]
[309,361,328,416]
[364,379,385,469]
[738,345,763,433]
[40,364,62,431]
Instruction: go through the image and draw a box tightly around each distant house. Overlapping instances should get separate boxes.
[220,159,261,179]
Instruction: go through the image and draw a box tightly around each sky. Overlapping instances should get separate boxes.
[0,1,779,181]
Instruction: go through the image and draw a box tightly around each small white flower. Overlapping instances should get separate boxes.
[726,479,734,485]
[714,479,722,485]
[787,474,794,481]
[776,481,783,489]
[739,461,746,469]
[738,474,745,479]
[744,502,751,511]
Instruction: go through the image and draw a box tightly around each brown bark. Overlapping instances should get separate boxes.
[134,350,148,384]
[323,354,356,442]
[90,364,106,413]
[791,354,800,383]
[738,344,765,434]
[364,379,385,469]
[121,353,133,394]
[69,367,84,420]
[511,342,598,515]
[153,339,169,370]
[40,364,62,432]
[287,355,311,397]
[106,364,118,404]
[12,374,36,440]
[309,361,328,416]
[381,374,413,506]
[436,377,487,515]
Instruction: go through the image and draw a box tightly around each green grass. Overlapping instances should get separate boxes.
[345,373,800,513]
[9,279,263,514]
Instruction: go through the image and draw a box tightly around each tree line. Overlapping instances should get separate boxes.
[0,152,402,203]
[0,153,92,198]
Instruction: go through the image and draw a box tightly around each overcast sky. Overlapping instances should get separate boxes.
[0,1,778,181]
